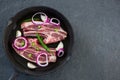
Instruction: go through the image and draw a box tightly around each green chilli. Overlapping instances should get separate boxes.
[36,33,50,52]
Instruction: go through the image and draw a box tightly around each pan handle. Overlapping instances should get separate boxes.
[8,71,19,80]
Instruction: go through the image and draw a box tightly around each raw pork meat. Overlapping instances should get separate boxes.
[21,21,67,44]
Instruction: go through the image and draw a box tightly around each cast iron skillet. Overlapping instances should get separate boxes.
[3,6,74,79]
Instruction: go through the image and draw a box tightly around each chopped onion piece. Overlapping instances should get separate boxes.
[41,14,47,22]
[16,30,22,37]
[56,41,64,51]
[27,62,37,69]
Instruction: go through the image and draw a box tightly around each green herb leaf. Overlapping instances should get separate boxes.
[31,42,35,47]
[21,41,25,46]
[38,26,41,29]
[22,18,40,22]
[28,53,32,58]
[54,28,59,32]
[36,47,40,51]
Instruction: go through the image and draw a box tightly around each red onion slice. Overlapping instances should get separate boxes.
[57,48,64,57]
[36,52,48,67]
[32,12,48,25]
[50,18,60,26]
[32,12,60,26]
[13,37,28,50]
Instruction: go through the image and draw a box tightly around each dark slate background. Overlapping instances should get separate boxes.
[1,0,120,80]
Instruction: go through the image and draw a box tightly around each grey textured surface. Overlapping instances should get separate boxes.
[0,0,120,80]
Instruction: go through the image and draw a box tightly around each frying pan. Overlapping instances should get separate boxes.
[3,6,74,80]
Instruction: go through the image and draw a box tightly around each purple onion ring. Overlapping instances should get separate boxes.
[13,37,28,50]
[32,12,48,25]
[36,52,49,67]
[50,18,60,26]
[57,48,64,57]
